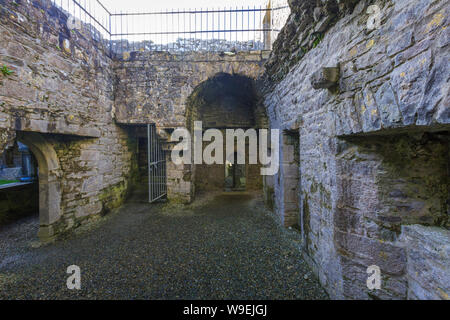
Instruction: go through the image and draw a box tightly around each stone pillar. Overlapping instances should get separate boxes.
[17,132,62,242]
[164,142,192,203]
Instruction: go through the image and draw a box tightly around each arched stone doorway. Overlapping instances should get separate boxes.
[16,132,62,241]
[185,72,266,198]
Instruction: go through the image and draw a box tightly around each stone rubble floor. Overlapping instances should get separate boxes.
[0,192,328,300]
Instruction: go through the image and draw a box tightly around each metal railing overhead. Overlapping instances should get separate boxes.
[51,0,288,56]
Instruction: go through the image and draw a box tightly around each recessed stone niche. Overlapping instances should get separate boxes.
[340,131,449,237]
[335,130,449,299]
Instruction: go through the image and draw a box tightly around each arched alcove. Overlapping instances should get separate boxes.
[185,72,264,197]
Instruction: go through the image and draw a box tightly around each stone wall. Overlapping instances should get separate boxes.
[0,0,110,149]
[113,51,268,128]
[262,0,449,299]
[114,53,268,201]
[401,225,450,300]
[0,0,136,239]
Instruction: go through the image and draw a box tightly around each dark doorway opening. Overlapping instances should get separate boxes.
[131,125,167,203]
[186,73,264,197]
[0,140,39,227]
[225,152,247,191]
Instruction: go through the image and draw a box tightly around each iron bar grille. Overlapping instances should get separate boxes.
[51,0,289,56]
[147,124,167,203]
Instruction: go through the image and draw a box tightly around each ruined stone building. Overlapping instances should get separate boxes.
[0,0,449,299]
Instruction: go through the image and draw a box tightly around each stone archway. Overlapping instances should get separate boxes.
[184,72,263,198]
[16,132,62,241]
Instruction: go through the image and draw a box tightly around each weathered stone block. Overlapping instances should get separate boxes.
[401,225,450,300]
[335,231,407,276]
[374,82,402,128]
[311,66,340,90]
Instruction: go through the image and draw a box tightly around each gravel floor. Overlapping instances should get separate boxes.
[0,192,328,300]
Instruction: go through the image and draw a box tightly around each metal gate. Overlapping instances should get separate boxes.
[147,124,167,203]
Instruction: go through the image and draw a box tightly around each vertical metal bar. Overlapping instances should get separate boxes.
[157,128,159,199]
[89,0,92,36]
[143,9,145,52]
[270,5,273,50]
[228,7,233,44]
[158,127,160,198]
[153,124,155,200]
[126,9,129,52]
[164,149,167,194]
[153,125,155,202]
[154,125,156,201]
[159,128,161,197]
[194,8,197,51]
[147,124,152,202]
[155,125,157,201]
[260,5,262,50]
[159,131,161,197]
[156,126,159,198]
[177,8,180,53]
[153,11,156,51]
[223,7,226,50]
[109,9,112,56]
[244,6,246,51]
[151,124,153,201]
[155,128,158,200]
[189,8,192,52]
[159,10,162,51]
[235,6,238,48]
[254,6,256,50]
[132,9,134,52]
[166,9,168,52]
[230,7,232,47]
[183,8,186,56]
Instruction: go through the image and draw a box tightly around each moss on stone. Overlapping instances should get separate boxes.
[265,186,275,210]
[99,181,129,215]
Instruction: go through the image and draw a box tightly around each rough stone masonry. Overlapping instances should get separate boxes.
[0,0,449,300]
[0,0,136,240]
[262,0,449,300]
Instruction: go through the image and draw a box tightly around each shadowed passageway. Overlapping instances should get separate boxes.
[0,193,328,299]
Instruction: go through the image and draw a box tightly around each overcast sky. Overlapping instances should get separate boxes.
[101,0,268,12]
[59,1,277,44]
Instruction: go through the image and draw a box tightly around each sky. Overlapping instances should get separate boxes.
[101,0,268,12]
